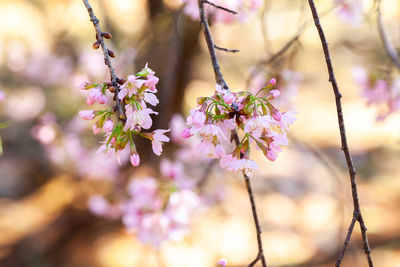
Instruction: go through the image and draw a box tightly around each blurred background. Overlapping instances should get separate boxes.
[0,0,400,266]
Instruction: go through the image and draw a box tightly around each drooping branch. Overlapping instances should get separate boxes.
[376,0,400,70]
[197,1,267,266]
[82,0,125,121]
[306,1,373,266]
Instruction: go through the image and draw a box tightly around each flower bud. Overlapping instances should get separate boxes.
[265,150,277,161]
[93,41,100,49]
[269,78,276,85]
[102,32,112,39]
[108,49,116,58]
[108,86,116,93]
[130,152,140,167]
[271,109,281,121]
[92,124,101,134]
[181,128,192,138]
[268,89,280,98]
[103,119,114,133]
[79,110,95,120]
[79,82,90,90]
[117,78,126,85]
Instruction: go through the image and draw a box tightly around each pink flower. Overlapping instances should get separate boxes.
[152,129,170,156]
[166,190,200,225]
[217,258,228,267]
[271,109,281,121]
[137,213,170,247]
[127,178,159,207]
[0,90,5,102]
[181,128,193,138]
[79,110,95,120]
[88,195,120,219]
[87,86,106,105]
[79,82,89,90]
[145,74,159,92]
[130,152,140,166]
[103,119,114,133]
[244,116,270,138]
[160,159,184,181]
[268,89,280,98]
[335,0,363,26]
[124,104,157,131]
[88,195,110,216]
[118,75,142,100]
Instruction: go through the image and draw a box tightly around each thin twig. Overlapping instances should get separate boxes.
[336,215,357,266]
[82,0,125,120]
[307,1,373,266]
[214,44,240,53]
[376,0,400,70]
[197,0,268,265]
[198,0,229,89]
[203,0,237,15]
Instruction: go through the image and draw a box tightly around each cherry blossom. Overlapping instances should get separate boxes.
[78,65,170,166]
[334,0,364,26]
[353,67,400,120]
[183,79,296,177]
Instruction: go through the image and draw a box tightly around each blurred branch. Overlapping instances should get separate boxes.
[376,0,400,70]
[198,0,267,265]
[82,0,126,121]
[307,1,374,266]
[246,5,334,88]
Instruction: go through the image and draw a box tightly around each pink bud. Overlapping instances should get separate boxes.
[268,89,280,98]
[79,110,95,120]
[103,119,114,133]
[130,153,140,167]
[98,94,107,104]
[86,96,95,106]
[217,258,228,267]
[271,109,281,121]
[79,82,89,90]
[269,78,276,85]
[181,128,193,138]
[266,150,277,161]
[92,124,101,134]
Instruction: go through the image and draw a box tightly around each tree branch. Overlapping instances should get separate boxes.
[198,0,229,89]
[376,0,400,70]
[197,0,268,265]
[307,1,373,266]
[82,0,126,121]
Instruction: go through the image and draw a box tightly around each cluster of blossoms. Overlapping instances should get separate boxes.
[334,0,364,26]
[182,80,296,177]
[89,159,200,247]
[79,65,170,166]
[353,67,400,120]
[182,0,262,23]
